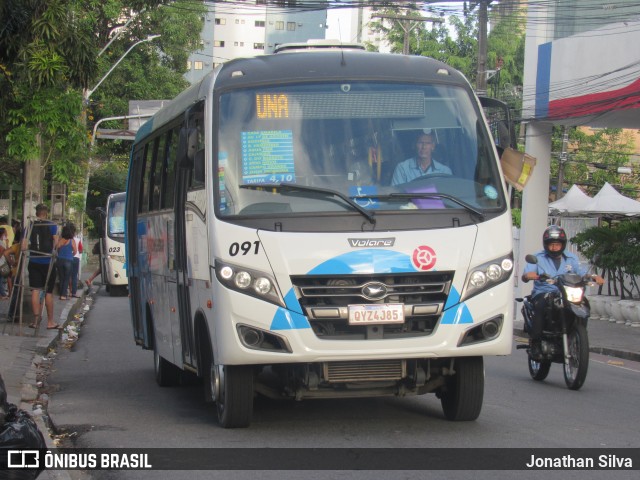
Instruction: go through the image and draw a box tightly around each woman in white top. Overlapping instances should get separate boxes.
[70,233,83,297]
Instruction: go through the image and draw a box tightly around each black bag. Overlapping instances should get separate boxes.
[0,374,46,478]
[29,220,54,258]
[92,241,101,255]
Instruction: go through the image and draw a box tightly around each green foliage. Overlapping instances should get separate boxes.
[366,3,525,105]
[551,127,637,196]
[487,7,526,112]
[572,221,640,298]
[511,208,521,228]
[85,158,129,236]
[1,0,206,222]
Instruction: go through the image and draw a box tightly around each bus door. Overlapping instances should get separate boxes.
[173,104,203,367]
[127,147,146,346]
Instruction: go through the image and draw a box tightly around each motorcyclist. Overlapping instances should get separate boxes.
[521,225,604,357]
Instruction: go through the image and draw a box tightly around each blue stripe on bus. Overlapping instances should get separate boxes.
[284,289,304,314]
[441,296,473,324]
[308,249,416,274]
[270,308,310,330]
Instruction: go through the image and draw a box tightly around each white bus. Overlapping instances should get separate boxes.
[100,191,128,295]
[125,44,514,428]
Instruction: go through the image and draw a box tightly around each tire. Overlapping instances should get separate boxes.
[528,356,551,381]
[215,365,254,428]
[563,323,589,390]
[202,342,254,428]
[153,345,180,387]
[440,356,484,421]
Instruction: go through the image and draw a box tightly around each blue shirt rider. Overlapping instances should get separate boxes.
[521,225,604,357]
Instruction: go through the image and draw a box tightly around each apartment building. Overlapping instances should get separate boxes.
[185,0,328,85]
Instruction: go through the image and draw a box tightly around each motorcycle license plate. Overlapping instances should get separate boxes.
[348,304,404,325]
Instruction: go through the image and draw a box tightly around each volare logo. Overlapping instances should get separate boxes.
[8,450,40,468]
[348,238,395,248]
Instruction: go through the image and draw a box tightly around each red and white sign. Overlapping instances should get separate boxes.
[412,245,437,271]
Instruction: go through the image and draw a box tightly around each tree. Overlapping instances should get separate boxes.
[0,0,205,226]
[487,6,526,113]
[551,127,637,197]
[0,0,97,220]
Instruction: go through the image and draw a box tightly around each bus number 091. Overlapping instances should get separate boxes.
[229,241,260,256]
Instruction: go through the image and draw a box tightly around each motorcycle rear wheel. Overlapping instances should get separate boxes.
[563,323,589,390]
[528,356,551,381]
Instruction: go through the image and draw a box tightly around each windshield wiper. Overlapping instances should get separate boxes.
[239,183,376,225]
[351,192,485,220]
[388,192,485,220]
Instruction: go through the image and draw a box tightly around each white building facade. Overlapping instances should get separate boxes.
[185,0,328,85]
[518,0,640,296]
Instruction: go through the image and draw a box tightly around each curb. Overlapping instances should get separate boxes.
[513,328,640,363]
[18,288,95,480]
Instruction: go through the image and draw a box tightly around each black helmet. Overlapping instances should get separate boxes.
[543,225,567,257]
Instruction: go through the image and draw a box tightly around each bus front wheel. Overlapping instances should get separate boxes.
[439,356,484,421]
[208,363,254,428]
[202,340,254,428]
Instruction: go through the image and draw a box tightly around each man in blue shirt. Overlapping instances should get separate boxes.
[522,225,603,356]
[22,204,60,329]
[391,132,452,186]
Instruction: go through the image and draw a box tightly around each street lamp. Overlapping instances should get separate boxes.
[75,35,160,234]
[84,34,161,101]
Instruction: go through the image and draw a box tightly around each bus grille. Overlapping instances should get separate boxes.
[323,360,406,383]
[290,272,454,340]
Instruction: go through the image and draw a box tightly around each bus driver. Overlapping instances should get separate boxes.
[391,132,452,185]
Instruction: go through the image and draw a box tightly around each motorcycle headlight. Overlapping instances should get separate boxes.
[564,285,584,303]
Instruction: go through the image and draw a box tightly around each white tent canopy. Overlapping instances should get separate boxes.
[582,182,640,217]
[548,184,592,215]
[548,183,640,217]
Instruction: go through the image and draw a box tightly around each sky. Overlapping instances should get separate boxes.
[325,2,465,43]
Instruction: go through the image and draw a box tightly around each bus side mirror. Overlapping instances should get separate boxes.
[178,127,199,168]
[194,149,205,183]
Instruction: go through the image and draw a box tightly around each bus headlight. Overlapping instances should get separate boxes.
[234,271,252,289]
[461,253,514,302]
[254,277,272,295]
[215,260,285,307]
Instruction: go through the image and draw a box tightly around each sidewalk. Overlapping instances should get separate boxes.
[1,271,95,480]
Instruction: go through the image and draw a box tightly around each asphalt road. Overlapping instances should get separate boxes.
[45,289,640,480]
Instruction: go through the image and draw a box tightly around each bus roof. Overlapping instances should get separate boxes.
[135,50,471,143]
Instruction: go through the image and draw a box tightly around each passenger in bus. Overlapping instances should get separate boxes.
[390,132,452,185]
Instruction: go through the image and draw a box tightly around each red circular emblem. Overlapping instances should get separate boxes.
[412,245,437,271]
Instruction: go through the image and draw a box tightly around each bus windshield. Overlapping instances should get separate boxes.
[107,195,126,237]
[216,82,505,218]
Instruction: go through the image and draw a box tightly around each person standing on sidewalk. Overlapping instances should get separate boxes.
[0,227,9,298]
[55,223,77,300]
[70,229,83,297]
[22,203,60,330]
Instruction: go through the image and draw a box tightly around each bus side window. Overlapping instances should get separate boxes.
[139,143,152,213]
[163,127,179,209]
[190,116,206,189]
[150,135,166,211]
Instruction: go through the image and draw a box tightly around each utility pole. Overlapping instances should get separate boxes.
[556,126,569,199]
[372,13,443,55]
[474,0,491,95]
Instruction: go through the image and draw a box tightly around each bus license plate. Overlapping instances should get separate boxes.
[348,304,404,325]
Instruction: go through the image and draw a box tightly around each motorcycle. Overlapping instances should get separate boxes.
[516,254,593,390]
